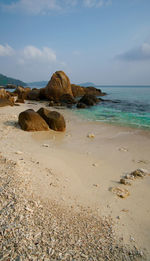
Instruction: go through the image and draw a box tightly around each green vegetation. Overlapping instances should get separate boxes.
[0,73,27,86]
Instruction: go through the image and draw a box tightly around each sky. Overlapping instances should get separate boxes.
[0,0,150,85]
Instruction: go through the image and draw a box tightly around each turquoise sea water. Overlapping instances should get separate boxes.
[74,86,150,130]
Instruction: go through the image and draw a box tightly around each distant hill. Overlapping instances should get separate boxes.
[79,82,96,87]
[0,73,27,87]
[28,81,48,88]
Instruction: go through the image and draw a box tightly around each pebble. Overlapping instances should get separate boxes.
[120,178,132,185]
[42,144,49,148]
[15,151,23,155]
[92,163,98,167]
[87,133,95,138]
[119,147,128,152]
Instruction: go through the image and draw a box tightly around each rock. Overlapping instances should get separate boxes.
[87,133,95,138]
[59,94,76,105]
[14,86,31,100]
[0,88,9,99]
[77,103,87,109]
[130,168,148,178]
[0,98,14,107]
[84,86,106,96]
[37,107,66,132]
[0,89,14,106]
[42,144,49,147]
[79,94,99,106]
[71,84,106,97]
[49,101,54,107]
[119,147,128,152]
[16,95,25,103]
[18,109,49,131]
[111,187,130,198]
[92,163,98,167]
[27,89,40,101]
[120,178,131,185]
[15,151,23,155]
[45,71,73,101]
[71,84,85,97]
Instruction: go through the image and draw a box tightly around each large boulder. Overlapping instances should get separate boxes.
[84,86,106,96]
[37,107,66,132]
[45,71,73,101]
[71,84,85,97]
[59,94,76,105]
[18,109,49,131]
[71,84,106,97]
[0,88,9,99]
[79,94,99,106]
[27,89,40,100]
[0,89,14,107]
[14,86,31,101]
[0,98,14,107]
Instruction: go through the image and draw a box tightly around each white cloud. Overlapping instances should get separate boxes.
[1,0,111,14]
[21,46,56,63]
[116,42,150,61]
[0,44,15,56]
[83,0,111,8]
[1,0,77,14]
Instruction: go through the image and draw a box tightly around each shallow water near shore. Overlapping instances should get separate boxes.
[75,86,150,130]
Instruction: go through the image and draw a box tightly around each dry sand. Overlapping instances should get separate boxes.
[0,101,150,260]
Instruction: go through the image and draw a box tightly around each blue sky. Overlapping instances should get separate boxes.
[0,0,150,85]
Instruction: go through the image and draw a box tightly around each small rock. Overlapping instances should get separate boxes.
[131,168,148,178]
[92,163,98,167]
[87,133,95,138]
[15,151,23,155]
[111,187,130,198]
[120,178,132,185]
[119,147,128,152]
[42,144,49,148]
[93,184,99,187]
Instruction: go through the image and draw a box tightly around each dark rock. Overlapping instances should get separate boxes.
[49,101,54,107]
[45,71,73,101]
[27,89,40,101]
[37,107,66,132]
[18,109,49,131]
[84,86,106,96]
[59,94,76,105]
[79,94,99,106]
[77,103,87,109]
[16,98,25,103]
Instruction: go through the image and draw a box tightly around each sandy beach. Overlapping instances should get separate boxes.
[0,101,150,260]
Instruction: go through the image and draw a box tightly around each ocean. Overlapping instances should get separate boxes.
[74,86,150,130]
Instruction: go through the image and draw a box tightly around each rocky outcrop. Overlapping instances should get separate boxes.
[0,89,14,107]
[14,86,31,101]
[37,107,66,132]
[0,98,14,107]
[71,84,106,97]
[45,71,73,101]
[59,94,76,105]
[84,87,106,96]
[71,84,85,97]
[18,109,49,131]
[78,94,99,106]
[27,89,40,101]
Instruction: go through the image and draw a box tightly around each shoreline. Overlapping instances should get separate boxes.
[0,101,150,259]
